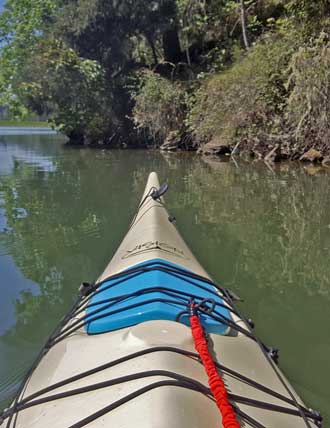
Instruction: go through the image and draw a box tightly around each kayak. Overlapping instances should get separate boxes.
[0,172,322,428]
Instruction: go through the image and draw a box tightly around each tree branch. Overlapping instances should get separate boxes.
[240,0,250,49]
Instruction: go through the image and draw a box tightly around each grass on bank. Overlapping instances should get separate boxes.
[0,120,50,127]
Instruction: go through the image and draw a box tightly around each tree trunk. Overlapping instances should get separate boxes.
[162,27,182,63]
[240,0,250,50]
[146,34,158,65]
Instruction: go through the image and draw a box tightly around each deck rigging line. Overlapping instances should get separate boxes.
[1,261,322,428]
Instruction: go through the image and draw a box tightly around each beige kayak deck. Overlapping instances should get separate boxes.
[1,172,320,428]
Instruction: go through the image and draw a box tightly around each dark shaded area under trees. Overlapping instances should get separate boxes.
[1,0,330,163]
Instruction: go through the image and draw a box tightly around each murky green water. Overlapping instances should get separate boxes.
[0,133,329,423]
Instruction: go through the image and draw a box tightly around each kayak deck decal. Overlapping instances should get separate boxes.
[122,241,187,259]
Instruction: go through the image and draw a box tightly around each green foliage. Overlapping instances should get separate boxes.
[0,120,48,126]
[0,0,57,45]
[0,0,59,116]
[286,35,330,146]
[0,0,188,142]
[177,0,208,62]
[18,40,116,142]
[188,34,294,145]
[55,0,180,67]
[0,0,329,149]
[285,0,330,23]
[132,70,187,143]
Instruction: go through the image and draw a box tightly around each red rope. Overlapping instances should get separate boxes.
[190,312,240,428]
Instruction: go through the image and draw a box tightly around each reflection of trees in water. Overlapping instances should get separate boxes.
[0,149,202,339]
[181,158,330,300]
[0,150,137,340]
[125,153,330,302]
[1,149,329,341]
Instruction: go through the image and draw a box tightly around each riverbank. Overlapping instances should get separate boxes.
[157,129,330,167]
[0,121,49,127]
[69,132,330,169]
[131,32,330,165]
[162,139,330,168]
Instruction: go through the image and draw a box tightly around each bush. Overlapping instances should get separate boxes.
[132,69,188,145]
[18,41,117,144]
[286,35,330,149]
[188,34,296,147]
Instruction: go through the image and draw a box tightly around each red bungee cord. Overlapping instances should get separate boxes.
[189,304,240,428]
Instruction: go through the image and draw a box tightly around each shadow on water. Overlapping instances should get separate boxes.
[0,137,329,422]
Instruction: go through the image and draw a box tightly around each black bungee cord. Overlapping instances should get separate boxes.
[1,283,322,428]
[0,186,322,428]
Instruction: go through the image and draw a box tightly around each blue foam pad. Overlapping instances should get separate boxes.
[85,259,231,335]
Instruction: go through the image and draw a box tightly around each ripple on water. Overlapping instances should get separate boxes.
[0,340,37,408]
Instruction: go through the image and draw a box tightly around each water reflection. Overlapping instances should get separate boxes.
[183,157,330,300]
[0,140,329,421]
[0,127,56,136]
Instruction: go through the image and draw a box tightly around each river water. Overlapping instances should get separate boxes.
[0,132,329,423]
